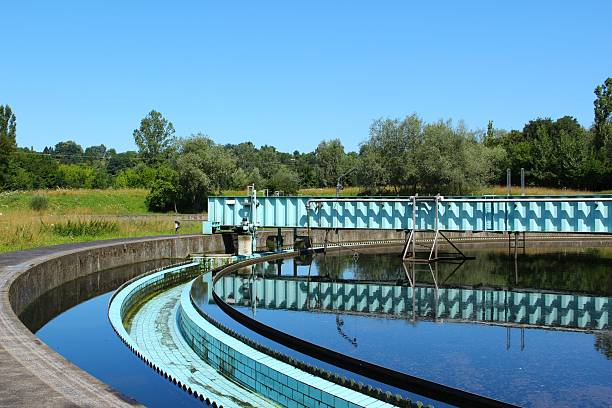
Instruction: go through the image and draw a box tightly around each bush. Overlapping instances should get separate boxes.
[29,195,49,211]
[51,219,118,237]
[267,165,300,194]
[146,166,179,212]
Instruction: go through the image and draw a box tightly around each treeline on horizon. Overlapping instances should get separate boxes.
[0,77,611,212]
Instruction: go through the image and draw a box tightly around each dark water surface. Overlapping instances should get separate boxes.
[26,259,203,408]
[209,247,612,408]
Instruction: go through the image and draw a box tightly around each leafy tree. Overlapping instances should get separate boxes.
[495,117,591,188]
[225,142,260,171]
[418,120,502,194]
[315,139,347,187]
[8,148,60,189]
[357,143,389,193]
[112,163,157,188]
[593,78,612,155]
[8,166,34,190]
[173,134,240,211]
[257,145,284,181]
[0,105,17,189]
[106,150,138,176]
[358,116,504,195]
[52,140,84,164]
[133,110,175,165]
[292,151,320,188]
[58,164,96,188]
[146,166,180,212]
[267,165,300,194]
[91,163,111,188]
[84,144,107,162]
[486,120,494,141]
[230,167,265,191]
[358,114,424,194]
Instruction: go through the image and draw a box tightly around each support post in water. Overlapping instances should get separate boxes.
[276,227,283,250]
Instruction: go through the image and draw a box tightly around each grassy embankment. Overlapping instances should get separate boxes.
[1,186,609,253]
[0,189,200,253]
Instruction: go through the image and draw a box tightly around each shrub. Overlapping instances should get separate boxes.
[29,195,49,211]
[146,166,179,212]
[51,219,118,237]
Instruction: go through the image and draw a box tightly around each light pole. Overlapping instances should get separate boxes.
[336,167,358,197]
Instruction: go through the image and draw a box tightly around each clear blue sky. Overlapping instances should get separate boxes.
[1,1,611,153]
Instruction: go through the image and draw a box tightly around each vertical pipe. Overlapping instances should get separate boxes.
[508,232,511,254]
[506,168,511,196]
[506,327,511,350]
[514,232,518,259]
[505,169,511,231]
[251,265,257,316]
[412,195,417,259]
[514,253,518,284]
[435,194,440,259]
[251,186,257,253]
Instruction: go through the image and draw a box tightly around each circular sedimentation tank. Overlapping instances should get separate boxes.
[2,232,611,407]
[108,241,612,407]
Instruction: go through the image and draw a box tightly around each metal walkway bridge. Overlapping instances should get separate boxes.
[208,194,612,234]
[208,193,612,261]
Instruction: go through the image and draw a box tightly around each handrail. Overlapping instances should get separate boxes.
[306,196,612,206]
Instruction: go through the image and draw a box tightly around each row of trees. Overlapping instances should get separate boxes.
[1,78,611,212]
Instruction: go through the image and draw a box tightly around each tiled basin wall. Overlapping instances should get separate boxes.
[117,263,200,325]
[177,281,393,408]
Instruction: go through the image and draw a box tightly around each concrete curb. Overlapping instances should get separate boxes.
[0,234,224,407]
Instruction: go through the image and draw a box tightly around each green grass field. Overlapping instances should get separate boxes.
[0,189,198,253]
[0,188,150,215]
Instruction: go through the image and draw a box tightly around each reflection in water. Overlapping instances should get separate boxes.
[595,331,612,358]
[216,272,610,331]
[216,249,611,332]
[20,259,178,332]
[205,248,612,407]
[33,259,203,408]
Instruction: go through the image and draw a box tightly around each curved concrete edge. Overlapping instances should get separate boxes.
[0,234,225,408]
[178,279,395,408]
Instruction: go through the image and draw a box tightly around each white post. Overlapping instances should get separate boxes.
[250,185,257,253]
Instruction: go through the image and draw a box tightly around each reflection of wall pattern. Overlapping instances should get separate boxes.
[216,276,610,331]
[178,282,395,408]
[208,196,612,233]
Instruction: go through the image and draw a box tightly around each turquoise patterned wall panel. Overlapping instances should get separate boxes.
[208,196,612,233]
